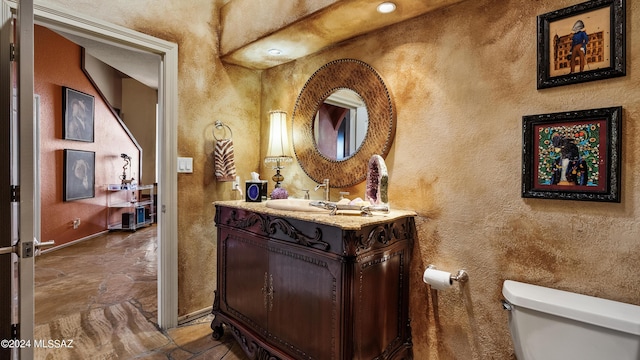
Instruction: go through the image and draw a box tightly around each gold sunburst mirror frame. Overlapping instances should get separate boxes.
[292,59,396,188]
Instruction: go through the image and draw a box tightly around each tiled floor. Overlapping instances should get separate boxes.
[34,225,248,359]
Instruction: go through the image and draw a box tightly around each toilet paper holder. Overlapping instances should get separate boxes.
[427,264,469,284]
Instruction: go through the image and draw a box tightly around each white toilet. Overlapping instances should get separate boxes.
[502,280,640,360]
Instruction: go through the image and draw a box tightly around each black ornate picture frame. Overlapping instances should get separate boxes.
[537,0,625,89]
[63,87,95,142]
[64,149,95,201]
[522,107,622,202]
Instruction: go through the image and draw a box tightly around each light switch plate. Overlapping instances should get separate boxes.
[177,157,193,173]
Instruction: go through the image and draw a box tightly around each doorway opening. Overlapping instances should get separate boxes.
[30,3,179,329]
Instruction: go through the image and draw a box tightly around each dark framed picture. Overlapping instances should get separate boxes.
[522,107,622,202]
[63,87,95,142]
[536,0,625,89]
[64,149,95,201]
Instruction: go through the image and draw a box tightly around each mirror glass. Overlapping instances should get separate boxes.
[313,89,369,161]
[292,59,395,188]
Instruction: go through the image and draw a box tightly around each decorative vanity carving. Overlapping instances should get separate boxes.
[211,201,415,360]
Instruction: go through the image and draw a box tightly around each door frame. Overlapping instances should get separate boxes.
[3,0,179,329]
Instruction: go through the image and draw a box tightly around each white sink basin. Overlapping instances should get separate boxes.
[265,198,329,213]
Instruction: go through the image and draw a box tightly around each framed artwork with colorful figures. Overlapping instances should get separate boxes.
[522,107,621,202]
[536,0,625,89]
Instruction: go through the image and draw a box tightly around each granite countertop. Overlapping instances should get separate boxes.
[214,200,416,230]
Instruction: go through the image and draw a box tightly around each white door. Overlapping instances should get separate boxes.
[0,0,37,358]
[0,3,15,352]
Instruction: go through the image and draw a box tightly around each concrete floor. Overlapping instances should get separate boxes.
[34,225,248,359]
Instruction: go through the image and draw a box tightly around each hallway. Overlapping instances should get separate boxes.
[34,226,247,359]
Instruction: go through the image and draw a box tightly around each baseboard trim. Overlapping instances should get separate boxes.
[178,306,213,325]
[40,230,110,254]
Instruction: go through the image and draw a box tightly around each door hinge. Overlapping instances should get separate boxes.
[11,324,18,339]
[10,185,19,202]
[9,43,15,62]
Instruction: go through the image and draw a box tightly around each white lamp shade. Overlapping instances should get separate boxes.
[265,110,293,162]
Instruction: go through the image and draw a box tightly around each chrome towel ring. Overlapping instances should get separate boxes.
[213,120,233,141]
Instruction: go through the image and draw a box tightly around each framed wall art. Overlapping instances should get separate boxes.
[64,149,95,201]
[536,0,625,89]
[63,86,95,142]
[522,106,622,202]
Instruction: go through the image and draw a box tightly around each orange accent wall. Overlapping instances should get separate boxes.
[35,26,140,247]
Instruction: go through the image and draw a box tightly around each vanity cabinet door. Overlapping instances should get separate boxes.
[353,243,410,359]
[267,240,343,360]
[220,228,270,334]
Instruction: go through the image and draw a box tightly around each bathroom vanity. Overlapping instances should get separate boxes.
[211,200,416,360]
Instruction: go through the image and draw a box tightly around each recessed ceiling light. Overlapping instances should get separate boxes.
[377,2,396,14]
[267,48,282,56]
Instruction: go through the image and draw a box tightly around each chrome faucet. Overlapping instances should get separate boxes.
[314,179,330,201]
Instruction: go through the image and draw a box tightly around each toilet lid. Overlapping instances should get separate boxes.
[503,280,640,336]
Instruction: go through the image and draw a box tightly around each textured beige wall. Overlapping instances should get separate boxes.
[260,0,640,358]
[42,0,640,357]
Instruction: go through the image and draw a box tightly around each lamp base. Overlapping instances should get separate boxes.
[265,155,292,189]
[272,169,284,188]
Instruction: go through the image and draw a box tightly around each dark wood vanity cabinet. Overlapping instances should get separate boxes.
[211,202,416,360]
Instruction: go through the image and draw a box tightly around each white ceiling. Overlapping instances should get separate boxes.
[54,29,161,89]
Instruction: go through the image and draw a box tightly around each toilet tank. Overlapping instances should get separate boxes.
[502,280,640,360]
